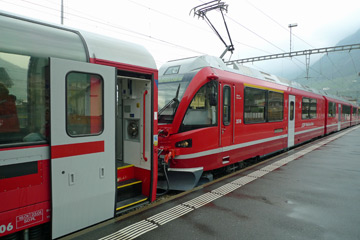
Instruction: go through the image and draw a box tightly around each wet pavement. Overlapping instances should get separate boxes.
[64,126,360,240]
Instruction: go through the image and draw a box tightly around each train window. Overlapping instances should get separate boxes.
[328,102,336,118]
[309,99,317,119]
[223,86,231,126]
[180,81,218,132]
[164,65,180,75]
[0,52,48,145]
[66,72,103,136]
[301,98,310,119]
[244,87,266,123]
[290,101,294,121]
[268,91,283,122]
[158,71,198,124]
[342,105,351,121]
[302,97,317,119]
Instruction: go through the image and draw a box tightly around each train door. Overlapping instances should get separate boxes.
[287,95,295,148]
[338,104,341,130]
[220,84,233,163]
[115,73,153,211]
[50,58,116,239]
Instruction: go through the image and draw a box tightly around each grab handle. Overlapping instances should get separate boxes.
[143,90,148,161]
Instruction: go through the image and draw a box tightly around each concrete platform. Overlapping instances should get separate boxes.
[64,125,360,240]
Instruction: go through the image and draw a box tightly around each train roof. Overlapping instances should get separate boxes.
[0,11,156,70]
[160,55,354,105]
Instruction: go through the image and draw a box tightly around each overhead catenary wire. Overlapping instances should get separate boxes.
[0,0,291,60]
[3,0,280,62]
[0,0,62,20]
[2,0,267,61]
[348,52,359,74]
[128,0,275,56]
[225,14,287,53]
[222,1,357,85]
[1,0,358,92]
[0,0,208,63]
[244,0,316,49]
[326,54,347,80]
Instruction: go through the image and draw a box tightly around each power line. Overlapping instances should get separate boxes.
[0,0,61,19]
[326,54,347,80]
[225,14,287,53]
[127,0,274,57]
[226,44,360,64]
[2,0,285,61]
[244,0,315,49]
[126,0,278,58]
[1,0,207,57]
[195,0,289,56]
[348,52,359,74]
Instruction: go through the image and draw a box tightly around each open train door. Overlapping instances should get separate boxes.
[50,58,116,239]
[288,95,295,148]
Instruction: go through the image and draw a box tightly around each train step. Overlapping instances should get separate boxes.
[116,195,148,212]
[117,163,134,182]
[117,179,143,201]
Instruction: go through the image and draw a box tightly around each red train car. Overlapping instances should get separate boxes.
[350,105,360,126]
[323,95,355,133]
[157,55,358,191]
[0,12,158,239]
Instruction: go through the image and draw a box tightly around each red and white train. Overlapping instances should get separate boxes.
[157,55,360,190]
[1,11,359,240]
[0,12,158,239]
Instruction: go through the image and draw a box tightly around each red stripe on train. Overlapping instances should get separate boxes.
[51,141,104,159]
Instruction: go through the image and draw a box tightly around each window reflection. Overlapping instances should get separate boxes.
[0,52,48,145]
[66,72,103,136]
[180,81,218,132]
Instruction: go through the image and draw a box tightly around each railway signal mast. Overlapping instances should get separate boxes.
[190,0,234,59]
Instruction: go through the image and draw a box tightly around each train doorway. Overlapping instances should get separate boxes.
[115,72,153,212]
[50,58,116,239]
[288,95,295,148]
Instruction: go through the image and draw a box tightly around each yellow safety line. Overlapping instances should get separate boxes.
[244,83,284,93]
[117,164,134,170]
[116,198,148,211]
[117,180,142,189]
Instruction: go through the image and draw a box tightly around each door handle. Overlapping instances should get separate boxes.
[99,167,105,179]
[68,173,75,186]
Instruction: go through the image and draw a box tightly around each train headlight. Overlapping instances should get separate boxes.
[175,139,192,148]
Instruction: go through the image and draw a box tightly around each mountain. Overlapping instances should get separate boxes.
[290,29,360,101]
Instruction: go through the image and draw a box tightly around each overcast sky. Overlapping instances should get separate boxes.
[1,0,360,74]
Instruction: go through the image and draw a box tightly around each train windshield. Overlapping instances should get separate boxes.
[158,71,198,124]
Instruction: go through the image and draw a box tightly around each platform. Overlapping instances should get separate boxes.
[63,126,360,240]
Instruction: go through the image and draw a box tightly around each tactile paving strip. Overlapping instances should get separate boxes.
[99,126,358,240]
[147,204,194,225]
[99,220,158,240]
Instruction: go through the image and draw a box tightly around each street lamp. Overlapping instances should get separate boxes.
[61,0,64,25]
[288,23,298,53]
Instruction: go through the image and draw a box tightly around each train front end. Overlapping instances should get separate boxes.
[157,56,223,191]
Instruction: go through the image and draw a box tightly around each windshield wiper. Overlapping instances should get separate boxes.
[159,84,180,115]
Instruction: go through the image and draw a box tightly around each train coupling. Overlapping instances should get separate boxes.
[158,148,178,164]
